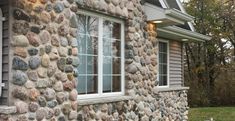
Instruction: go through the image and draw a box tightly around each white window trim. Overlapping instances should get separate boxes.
[157,39,170,88]
[76,10,125,100]
[0,8,5,96]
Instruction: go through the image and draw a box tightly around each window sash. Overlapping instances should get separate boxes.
[0,8,5,96]
[158,40,169,87]
[77,10,125,99]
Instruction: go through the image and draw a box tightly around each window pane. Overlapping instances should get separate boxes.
[159,75,167,86]
[78,55,86,74]
[112,39,121,57]
[103,76,121,93]
[87,36,98,55]
[103,38,112,56]
[87,56,98,74]
[78,34,87,54]
[103,57,112,75]
[103,76,112,93]
[77,14,98,36]
[113,57,121,74]
[112,76,121,92]
[159,53,167,64]
[159,41,168,87]
[77,76,86,94]
[112,22,121,39]
[87,76,98,94]
[103,20,121,39]
[159,65,167,74]
[159,42,167,52]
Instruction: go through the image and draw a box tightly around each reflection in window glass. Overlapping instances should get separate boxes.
[102,19,121,93]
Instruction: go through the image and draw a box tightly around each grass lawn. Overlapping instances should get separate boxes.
[189,107,235,121]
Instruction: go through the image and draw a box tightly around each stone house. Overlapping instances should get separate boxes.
[0,0,210,121]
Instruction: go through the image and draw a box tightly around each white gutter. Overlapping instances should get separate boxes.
[157,26,211,42]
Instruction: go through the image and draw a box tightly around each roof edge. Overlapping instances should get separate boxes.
[157,26,212,42]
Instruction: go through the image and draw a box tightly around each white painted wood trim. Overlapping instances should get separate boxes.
[0,8,6,96]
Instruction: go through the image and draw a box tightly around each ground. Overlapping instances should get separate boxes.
[189,107,235,121]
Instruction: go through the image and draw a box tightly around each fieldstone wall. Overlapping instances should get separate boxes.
[0,0,188,121]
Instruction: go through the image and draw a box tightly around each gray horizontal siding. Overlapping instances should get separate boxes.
[169,41,183,87]
[0,1,9,105]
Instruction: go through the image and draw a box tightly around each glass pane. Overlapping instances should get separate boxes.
[78,34,87,54]
[159,75,167,86]
[103,38,112,56]
[103,20,112,38]
[112,39,121,57]
[103,76,112,93]
[87,16,98,36]
[87,36,98,55]
[112,22,121,39]
[159,42,167,52]
[103,20,121,39]
[78,55,86,74]
[159,64,167,74]
[112,76,121,92]
[77,14,98,36]
[113,57,121,74]
[103,57,112,75]
[77,76,86,94]
[87,56,98,74]
[159,53,167,64]
[77,14,87,34]
[87,76,98,94]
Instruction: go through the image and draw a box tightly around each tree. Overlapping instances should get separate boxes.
[183,0,234,106]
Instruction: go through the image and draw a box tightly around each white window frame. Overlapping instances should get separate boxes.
[0,8,5,96]
[157,39,170,88]
[76,10,125,99]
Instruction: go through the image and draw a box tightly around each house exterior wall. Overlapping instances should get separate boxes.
[169,40,183,87]
[0,0,188,121]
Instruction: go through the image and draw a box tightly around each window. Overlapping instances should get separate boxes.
[0,8,5,96]
[158,41,169,87]
[76,11,124,99]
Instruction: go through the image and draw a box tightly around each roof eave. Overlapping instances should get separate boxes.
[157,26,212,42]
[144,3,194,27]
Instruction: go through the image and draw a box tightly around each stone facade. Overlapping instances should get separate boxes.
[0,0,188,121]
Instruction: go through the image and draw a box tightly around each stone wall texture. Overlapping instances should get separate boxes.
[0,0,188,121]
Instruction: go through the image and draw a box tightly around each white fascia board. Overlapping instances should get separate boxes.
[165,8,194,22]
[157,26,212,42]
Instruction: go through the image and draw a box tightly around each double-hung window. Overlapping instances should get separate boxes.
[76,11,125,99]
[158,40,169,87]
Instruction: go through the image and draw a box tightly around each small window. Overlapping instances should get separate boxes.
[76,11,125,99]
[0,8,4,96]
[158,41,169,87]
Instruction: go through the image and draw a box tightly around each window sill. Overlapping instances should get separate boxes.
[157,87,189,92]
[0,106,16,114]
[77,96,133,106]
